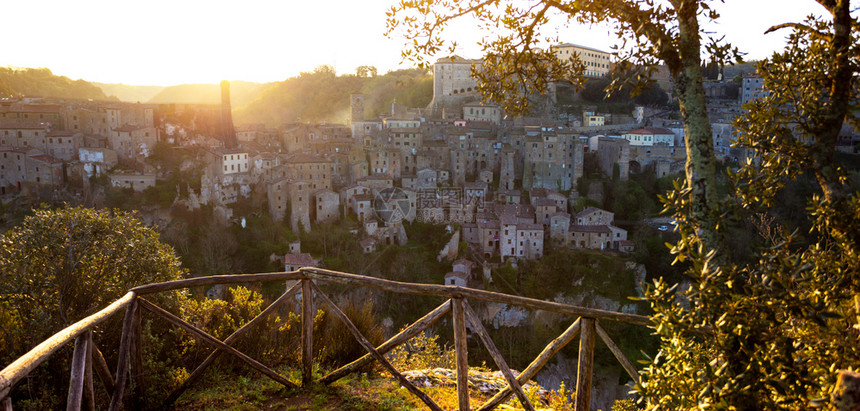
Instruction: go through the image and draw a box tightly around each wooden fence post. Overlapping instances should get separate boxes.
[130,298,144,410]
[452,298,469,411]
[463,300,534,411]
[83,331,95,411]
[479,317,582,411]
[91,343,114,396]
[109,297,138,411]
[595,321,640,385]
[575,318,595,411]
[66,332,89,411]
[301,279,314,386]
[308,282,443,411]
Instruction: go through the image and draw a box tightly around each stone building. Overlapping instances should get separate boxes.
[217,148,250,175]
[0,122,49,148]
[621,128,676,146]
[499,146,516,191]
[549,212,571,241]
[463,102,502,124]
[109,172,155,192]
[45,131,80,162]
[430,55,483,114]
[313,189,340,224]
[284,252,318,272]
[78,147,118,177]
[551,43,612,78]
[594,137,630,181]
[109,125,157,161]
[521,129,583,191]
[267,178,290,222]
[289,181,311,232]
[575,207,614,225]
[284,154,332,191]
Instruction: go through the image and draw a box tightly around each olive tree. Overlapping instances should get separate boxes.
[0,205,185,356]
[641,1,860,408]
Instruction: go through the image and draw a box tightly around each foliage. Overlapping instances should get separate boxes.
[611,398,641,411]
[639,3,860,409]
[0,205,185,407]
[233,68,433,126]
[0,205,184,345]
[0,67,111,100]
[388,330,456,371]
[314,297,384,367]
[179,286,282,361]
[580,77,668,107]
[145,80,275,107]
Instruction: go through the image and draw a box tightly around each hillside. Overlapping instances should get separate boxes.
[93,82,165,102]
[0,67,112,100]
[233,67,433,127]
[146,80,275,107]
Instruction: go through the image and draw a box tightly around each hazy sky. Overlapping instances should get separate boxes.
[0,0,833,86]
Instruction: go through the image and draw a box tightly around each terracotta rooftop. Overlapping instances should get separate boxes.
[284,253,317,267]
[570,225,613,233]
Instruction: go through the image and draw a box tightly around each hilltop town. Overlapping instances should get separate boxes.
[1,44,857,284]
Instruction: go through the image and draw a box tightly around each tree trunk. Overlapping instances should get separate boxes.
[673,1,723,258]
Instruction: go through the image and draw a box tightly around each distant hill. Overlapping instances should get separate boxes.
[233,67,433,127]
[0,67,112,100]
[146,81,275,108]
[723,61,758,79]
[94,83,165,103]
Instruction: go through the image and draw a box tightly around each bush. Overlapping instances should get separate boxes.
[388,330,456,371]
[315,296,384,366]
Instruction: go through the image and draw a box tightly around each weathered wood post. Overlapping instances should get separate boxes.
[301,279,314,386]
[109,297,138,411]
[91,344,114,396]
[66,332,89,411]
[130,298,144,410]
[83,331,95,411]
[575,318,595,411]
[452,297,469,411]
[2,397,11,411]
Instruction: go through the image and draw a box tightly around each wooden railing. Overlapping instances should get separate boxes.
[0,267,650,411]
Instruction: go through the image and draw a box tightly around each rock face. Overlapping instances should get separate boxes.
[832,370,860,411]
[400,368,553,406]
[535,354,633,411]
[437,229,460,262]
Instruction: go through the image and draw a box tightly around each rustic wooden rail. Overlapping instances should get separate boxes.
[0,267,650,411]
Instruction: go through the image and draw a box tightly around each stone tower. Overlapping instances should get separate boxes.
[220,80,238,149]
[500,147,516,191]
[350,93,365,125]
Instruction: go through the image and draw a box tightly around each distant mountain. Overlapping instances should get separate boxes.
[0,67,112,100]
[233,67,433,127]
[146,81,276,108]
[94,83,165,103]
